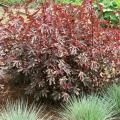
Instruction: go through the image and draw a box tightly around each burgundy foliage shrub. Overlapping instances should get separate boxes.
[0,0,120,101]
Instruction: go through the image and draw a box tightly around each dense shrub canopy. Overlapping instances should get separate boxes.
[0,0,120,101]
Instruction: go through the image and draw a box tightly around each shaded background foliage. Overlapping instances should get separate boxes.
[0,0,120,101]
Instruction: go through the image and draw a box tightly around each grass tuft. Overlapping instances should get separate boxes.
[0,99,51,120]
[104,84,120,114]
[60,95,115,120]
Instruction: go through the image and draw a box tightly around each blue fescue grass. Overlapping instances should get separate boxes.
[60,94,116,120]
[104,84,120,114]
[0,99,51,120]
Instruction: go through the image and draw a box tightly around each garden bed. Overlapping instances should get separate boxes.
[0,0,120,120]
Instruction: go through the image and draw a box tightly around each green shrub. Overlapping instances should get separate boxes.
[114,0,120,7]
[60,95,115,120]
[94,0,120,26]
[104,84,120,114]
[0,100,50,120]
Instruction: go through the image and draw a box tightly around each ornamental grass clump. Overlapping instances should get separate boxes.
[104,84,120,114]
[0,100,49,120]
[60,95,115,120]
